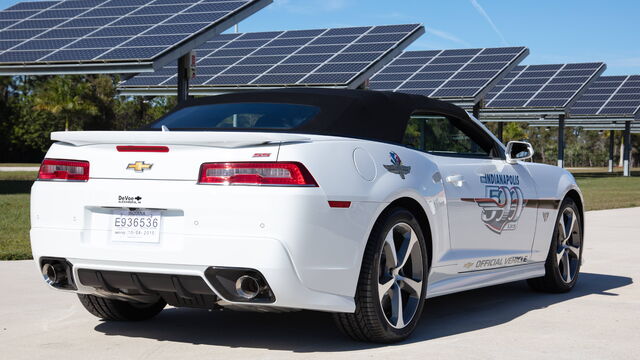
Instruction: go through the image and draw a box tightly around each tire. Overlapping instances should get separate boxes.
[78,294,166,321]
[527,198,583,293]
[334,207,429,343]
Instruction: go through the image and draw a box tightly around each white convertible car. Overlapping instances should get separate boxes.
[31,89,584,342]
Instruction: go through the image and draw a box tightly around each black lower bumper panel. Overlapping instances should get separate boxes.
[77,269,218,309]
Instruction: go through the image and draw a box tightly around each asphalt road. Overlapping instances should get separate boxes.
[1,207,638,359]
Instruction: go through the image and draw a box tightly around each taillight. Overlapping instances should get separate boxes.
[198,162,318,186]
[37,159,90,181]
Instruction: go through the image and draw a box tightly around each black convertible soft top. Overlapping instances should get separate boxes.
[158,88,474,145]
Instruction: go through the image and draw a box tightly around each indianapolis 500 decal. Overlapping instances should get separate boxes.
[464,174,528,234]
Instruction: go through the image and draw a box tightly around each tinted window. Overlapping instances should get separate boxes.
[149,103,320,130]
[403,115,491,156]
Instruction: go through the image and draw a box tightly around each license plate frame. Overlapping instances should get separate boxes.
[111,209,162,244]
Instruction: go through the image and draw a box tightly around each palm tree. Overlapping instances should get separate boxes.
[32,76,99,131]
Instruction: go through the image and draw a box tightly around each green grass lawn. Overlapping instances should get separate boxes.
[568,167,637,174]
[0,171,36,260]
[573,171,640,211]
[0,169,638,260]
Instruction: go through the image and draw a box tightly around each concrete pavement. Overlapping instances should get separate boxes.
[0,167,39,172]
[1,207,638,359]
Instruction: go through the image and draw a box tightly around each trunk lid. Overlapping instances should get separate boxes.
[49,131,309,181]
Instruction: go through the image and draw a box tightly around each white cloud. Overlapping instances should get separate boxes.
[323,0,348,11]
[469,0,508,45]
[271,0,349,14]
[426,28,471,47]
[608,57,640,67]
[371,11,410,20]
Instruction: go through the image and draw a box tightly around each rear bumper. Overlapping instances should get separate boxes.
[31,179,383,313]
[31,229,354,312]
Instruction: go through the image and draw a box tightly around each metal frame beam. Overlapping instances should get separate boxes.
[0,61,154,76]
[480,109,566,122]
[529,121,640,130]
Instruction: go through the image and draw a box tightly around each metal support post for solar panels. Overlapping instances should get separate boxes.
[177,53,190,104]
[419,120,426,151]
[472,102,481,119]
[609,129,615,173]
[623,120,631,176]
[472,103,481,152]
[497,122,504,143]
[557,114,565,168]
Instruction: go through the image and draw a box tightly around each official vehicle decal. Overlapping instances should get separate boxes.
[383,152,411,179]
[461,255,529,272]
[465,174,527,234]
[127,161,153,173]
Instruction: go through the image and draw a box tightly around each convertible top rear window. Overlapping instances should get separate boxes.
[143,89,496,154]
[149,103,320,130]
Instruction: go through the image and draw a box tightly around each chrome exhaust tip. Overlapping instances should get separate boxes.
[235,275,261,300]
[42,262,67,286]
[204,267,275,303]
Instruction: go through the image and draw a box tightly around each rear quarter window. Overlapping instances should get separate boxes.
[403,114,494,157]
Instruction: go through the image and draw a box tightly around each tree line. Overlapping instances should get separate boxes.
[485,122,638,168]
[0,75,637,167]
[0,75,175,163]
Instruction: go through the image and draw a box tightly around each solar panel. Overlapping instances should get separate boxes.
[484,62,606,109]
[119,24,425,93]
[570,75,640,118]
[0,0,272,74]
[369,47,529,102]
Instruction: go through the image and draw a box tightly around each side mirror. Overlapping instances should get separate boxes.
[505,141,534,164]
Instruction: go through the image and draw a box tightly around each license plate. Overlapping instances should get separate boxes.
[111,209,161,243]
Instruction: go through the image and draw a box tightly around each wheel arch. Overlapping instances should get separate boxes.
[381,197,433,270]
[564,189,585,234]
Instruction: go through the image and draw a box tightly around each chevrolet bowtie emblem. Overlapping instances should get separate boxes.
[127,161,153,172]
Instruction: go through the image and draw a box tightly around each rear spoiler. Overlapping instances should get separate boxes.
[51,131,311,148]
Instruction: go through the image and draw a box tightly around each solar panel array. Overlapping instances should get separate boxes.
[484,62,606,108]
[0,0,266,64]
[368,47,528,100]
[571,75,640,117]
[121,24,423,88]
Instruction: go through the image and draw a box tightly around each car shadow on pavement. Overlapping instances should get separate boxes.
[94,272,631,352]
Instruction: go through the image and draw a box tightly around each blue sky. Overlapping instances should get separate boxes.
[1,0,639,75]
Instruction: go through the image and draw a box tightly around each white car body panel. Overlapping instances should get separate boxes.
[31,114,583,313]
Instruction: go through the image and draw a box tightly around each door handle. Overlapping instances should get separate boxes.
[445,175,465,187]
